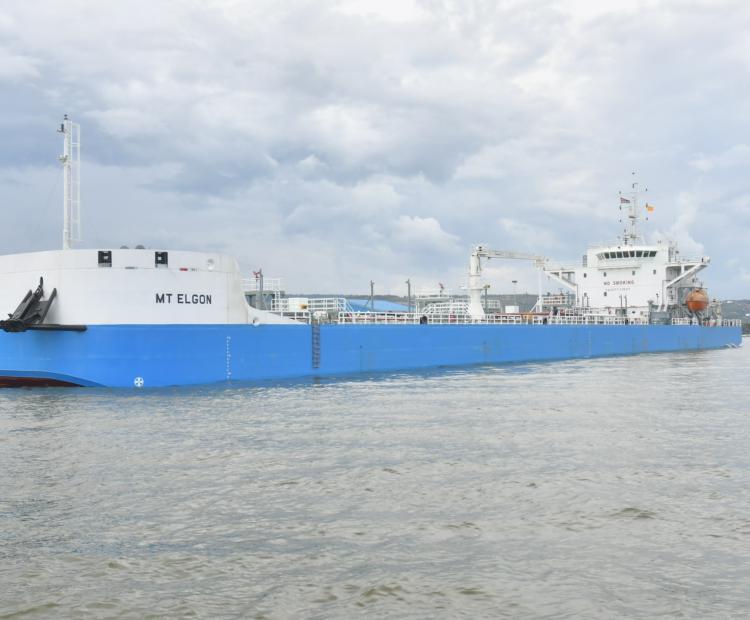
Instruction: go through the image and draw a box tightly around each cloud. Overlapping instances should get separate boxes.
[651,192,706,257]
[689,144,750,172]
[0,47,39,80]
[392,215,459,247]
[0,0,748,298]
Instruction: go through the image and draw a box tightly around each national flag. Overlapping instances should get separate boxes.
[645,204,655,212]
[620,197,631,204]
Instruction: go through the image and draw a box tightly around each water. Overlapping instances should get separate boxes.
[1,345,749,619]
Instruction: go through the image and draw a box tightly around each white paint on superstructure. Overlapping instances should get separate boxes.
[546,242,708,317]
[0,249,299,325]
[464,183,714,321]
[543,184,709,318]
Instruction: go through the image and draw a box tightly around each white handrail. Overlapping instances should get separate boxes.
[336,312,651,326]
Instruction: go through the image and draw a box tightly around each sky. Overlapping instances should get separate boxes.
[1,0,749,297]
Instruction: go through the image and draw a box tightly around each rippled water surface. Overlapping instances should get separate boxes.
[2,344,750,619]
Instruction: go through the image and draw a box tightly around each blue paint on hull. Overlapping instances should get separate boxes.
[0,323,742,388]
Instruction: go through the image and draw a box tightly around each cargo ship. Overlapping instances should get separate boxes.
[0,119,741,387]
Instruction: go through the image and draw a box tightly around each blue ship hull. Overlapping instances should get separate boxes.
[0,323,742,388]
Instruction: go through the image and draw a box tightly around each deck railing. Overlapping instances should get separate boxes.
[671,317,742,327]
[336,312,650,326]
[275,311,742,328]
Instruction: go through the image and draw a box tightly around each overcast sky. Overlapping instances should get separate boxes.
[1,0,749,297]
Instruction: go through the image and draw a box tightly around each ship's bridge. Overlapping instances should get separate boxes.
[545,239,710,317]
[594,247,659,261]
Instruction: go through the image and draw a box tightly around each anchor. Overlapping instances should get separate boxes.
[0,277,86,333]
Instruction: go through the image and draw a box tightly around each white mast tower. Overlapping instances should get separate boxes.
[619,175,648,247]
[58,115,81,250]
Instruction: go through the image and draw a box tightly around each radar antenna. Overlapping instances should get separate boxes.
[58,115,81,250]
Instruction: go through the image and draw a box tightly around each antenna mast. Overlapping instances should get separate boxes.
[619,173,647,246]
[58,115,81,250]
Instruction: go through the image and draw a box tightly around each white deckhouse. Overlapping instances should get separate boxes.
[543,187,709,320]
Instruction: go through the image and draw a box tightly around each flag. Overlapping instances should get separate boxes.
[620,197,631,204]
[646,204,655,212]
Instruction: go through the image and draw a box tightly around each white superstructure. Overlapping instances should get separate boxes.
[460,182,715,323]
[543,186,709,320]
[545,241,708,318]
[0,249,297,326]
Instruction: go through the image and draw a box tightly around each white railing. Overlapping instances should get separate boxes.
[272,311,741,328]
[337,312,651,326]
[338,312,530,325]
[419,300,470,315]
[538,294,575,308]
[243,277,283,293]
[672,318,743,327]
[277,311,312,322]
[273,297,350,313]
[667,256,709,265]
[548,315,648,325]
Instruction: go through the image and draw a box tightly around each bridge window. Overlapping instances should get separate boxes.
[636,250,643,257]
[616,251,623,258]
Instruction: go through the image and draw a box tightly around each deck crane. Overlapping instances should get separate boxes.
[468,245,548,319]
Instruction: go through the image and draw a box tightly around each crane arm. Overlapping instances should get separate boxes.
[467,245,548,318]
[472,246,548,271]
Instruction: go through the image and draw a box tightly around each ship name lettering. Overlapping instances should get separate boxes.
[156,293,212,305]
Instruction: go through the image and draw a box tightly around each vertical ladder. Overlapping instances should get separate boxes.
[311,323,321,369]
